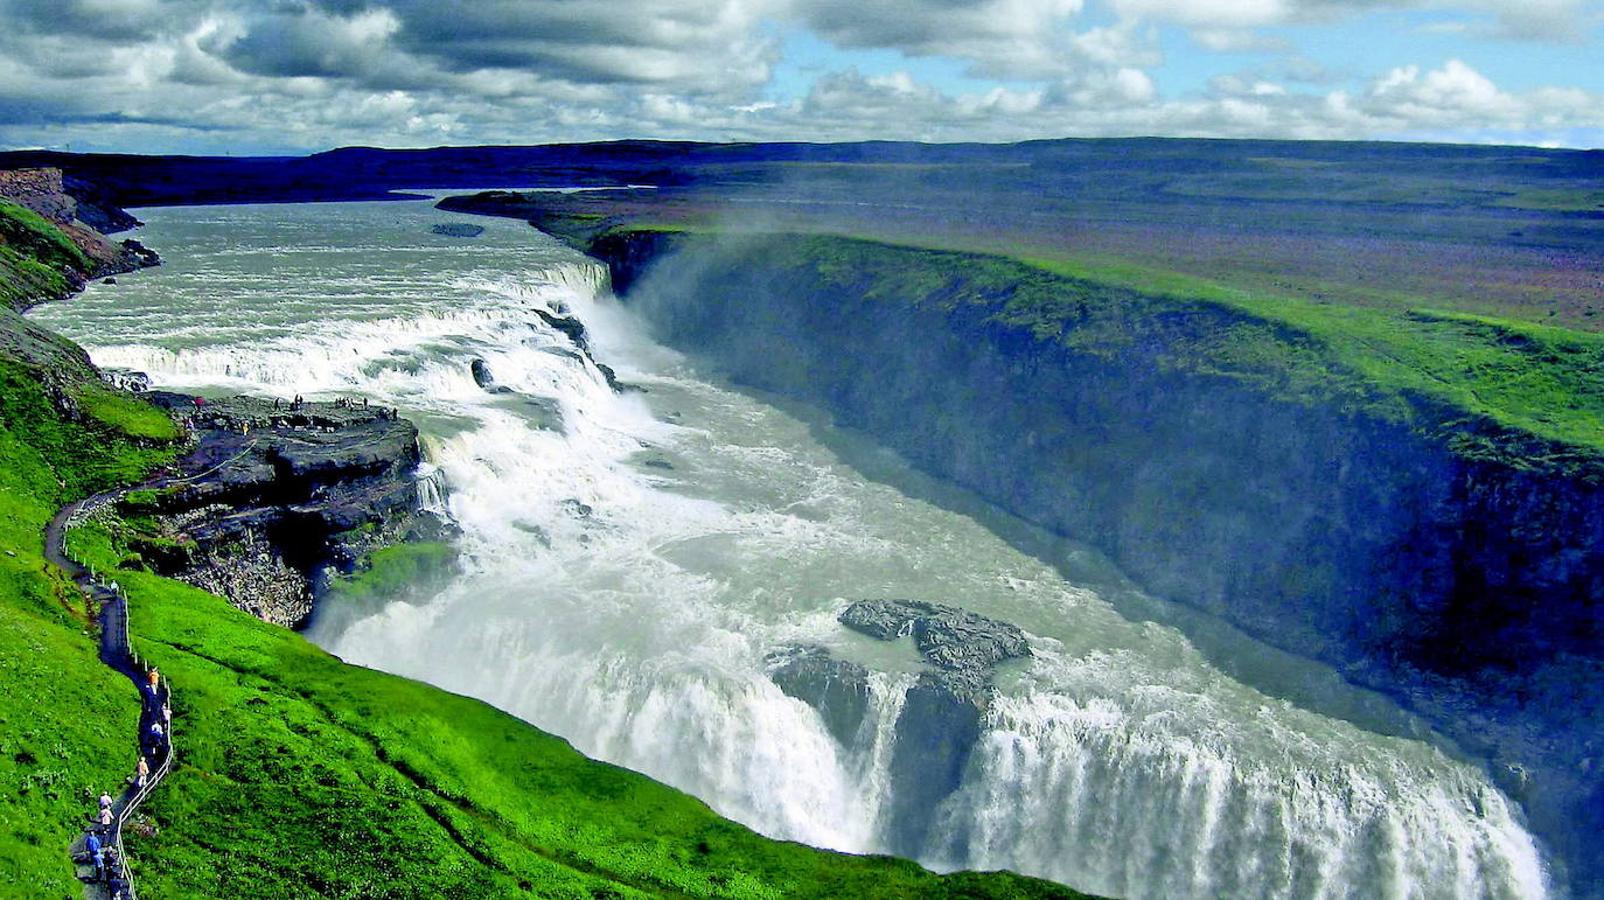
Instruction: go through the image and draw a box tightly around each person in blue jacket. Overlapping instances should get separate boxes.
[85,830,104,882]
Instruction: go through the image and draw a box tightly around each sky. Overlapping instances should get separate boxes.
[0,0,1601,154]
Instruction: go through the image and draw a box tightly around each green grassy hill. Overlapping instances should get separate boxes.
[0,198,1085,898]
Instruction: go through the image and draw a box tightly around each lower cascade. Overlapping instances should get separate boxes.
[30,200,1552,899]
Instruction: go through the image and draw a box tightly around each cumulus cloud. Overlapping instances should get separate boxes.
[793,0,1089,78]
[1109,0,1594,43]
[328,0,781,93]
[0,0,1598,152]
[219,6,402,79]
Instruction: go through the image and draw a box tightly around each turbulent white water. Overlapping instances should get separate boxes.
[32,200,1552,899]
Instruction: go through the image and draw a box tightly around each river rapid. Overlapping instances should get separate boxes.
[30,199,1552,899]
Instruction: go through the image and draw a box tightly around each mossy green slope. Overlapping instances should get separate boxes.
[0,358,177,895]
[0,199,90,309]
[1,209,1085,898]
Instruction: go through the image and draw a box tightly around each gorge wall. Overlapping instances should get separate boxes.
[588,229,1604,897]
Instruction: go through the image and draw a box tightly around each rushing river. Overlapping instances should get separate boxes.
[31,199,1552,899]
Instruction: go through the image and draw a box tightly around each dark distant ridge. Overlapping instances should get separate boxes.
[2,138,1599,207]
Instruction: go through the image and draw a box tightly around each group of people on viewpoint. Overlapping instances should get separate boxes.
[182,393,402,437]
[80,665,169,897]
[270,394,399,421]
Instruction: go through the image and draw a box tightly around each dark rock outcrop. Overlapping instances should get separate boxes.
[766,645,873,747]
[470,357,511,394]
[768,600,1032,856]
[129,393,446,628]
[594,362,626,393]
[119,238,160,268]
[431,222,484,238]
[527,308,631,393]
[888,668,991,855]
[840,600,1030,850]
[534,307,592,354]
[841,599,1030,673]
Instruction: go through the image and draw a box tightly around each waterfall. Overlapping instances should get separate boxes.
[30,201,1553,900]
[542,259,612,300]
[926,683,1548,899]
[416,463,449,516]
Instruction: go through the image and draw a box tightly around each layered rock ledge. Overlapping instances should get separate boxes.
[123,393,449,627]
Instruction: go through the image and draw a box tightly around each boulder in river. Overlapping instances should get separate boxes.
[840,599,1030,673]
[533,307,591,354]
[470,358,512,394]
[431,222,485,238]
[767,645,873,747]
[119,238,161,268]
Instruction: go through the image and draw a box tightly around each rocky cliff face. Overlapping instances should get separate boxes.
[602,230,1604,896]
[123,393,447,628]
[0,167,158,304]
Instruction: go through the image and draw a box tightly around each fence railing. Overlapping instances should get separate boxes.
[61,494,173,900]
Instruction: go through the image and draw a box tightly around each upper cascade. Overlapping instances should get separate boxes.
[537,259,611,301]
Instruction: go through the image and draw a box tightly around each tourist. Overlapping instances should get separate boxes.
[161,701,172,726]
[135,755,149,789]
[99,790,113,810]
[85,830,104,881]
[146,667,159,690]
[98,805,113,828]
